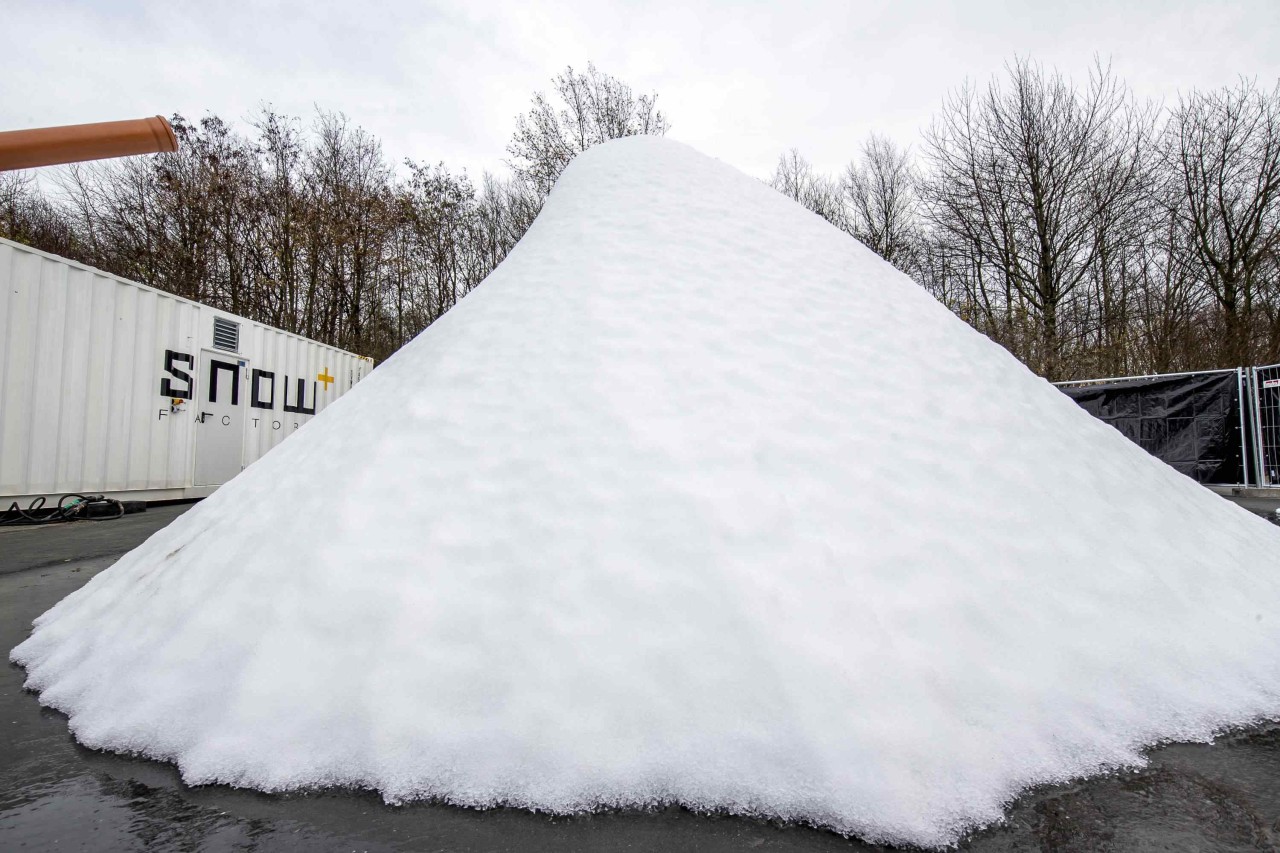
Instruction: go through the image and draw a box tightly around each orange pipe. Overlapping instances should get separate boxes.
[0,116,179,171]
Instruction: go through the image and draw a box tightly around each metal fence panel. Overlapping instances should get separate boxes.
[1253,363,1280,487]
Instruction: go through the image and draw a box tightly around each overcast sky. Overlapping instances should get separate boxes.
[4,0,1278,180]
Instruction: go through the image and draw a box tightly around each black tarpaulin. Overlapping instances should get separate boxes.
[1060,371,1246,485]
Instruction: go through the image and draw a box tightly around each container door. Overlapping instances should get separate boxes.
[194,351,248,486]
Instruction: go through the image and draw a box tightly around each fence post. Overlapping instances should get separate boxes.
[1238,367,1250,487]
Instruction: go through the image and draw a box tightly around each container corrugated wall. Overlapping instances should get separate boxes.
[0,238,371,502]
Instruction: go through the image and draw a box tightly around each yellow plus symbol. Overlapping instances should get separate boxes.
[317,368,334,390]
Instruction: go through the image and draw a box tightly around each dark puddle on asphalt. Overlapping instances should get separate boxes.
[6,693,1280,853]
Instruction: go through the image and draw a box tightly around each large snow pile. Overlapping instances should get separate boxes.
[12,137,1280,848]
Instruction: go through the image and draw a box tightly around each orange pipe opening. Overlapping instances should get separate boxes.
[0,116,179,171]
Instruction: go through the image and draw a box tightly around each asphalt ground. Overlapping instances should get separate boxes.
[3,496,1280,852]
[1232,496,1280,521]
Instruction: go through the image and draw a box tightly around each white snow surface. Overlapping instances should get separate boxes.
[12,137,1280,848]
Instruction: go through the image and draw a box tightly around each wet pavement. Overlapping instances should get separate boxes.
[3,498,1280,851]
[1231,496,1280,527]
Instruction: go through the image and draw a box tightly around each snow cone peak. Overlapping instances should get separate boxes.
[13,138,1280,849]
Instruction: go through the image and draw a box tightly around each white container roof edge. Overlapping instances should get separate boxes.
[0,236,373,362]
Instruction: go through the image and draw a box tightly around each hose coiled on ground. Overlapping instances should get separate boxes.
[1,493,126,526]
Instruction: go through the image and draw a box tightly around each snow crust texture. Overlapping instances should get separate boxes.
[12,137,1280,848]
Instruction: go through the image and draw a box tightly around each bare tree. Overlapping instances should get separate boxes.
[507,63,671,195]
[247,108,307,332]
[0,171,28,230]
[1162,78,1280,366]
[922,59,1148,379]
[843,134,921,270]
[770,148,847,228]
[475,171,541,268]
[0,170,79,256]
[1126,201,1211,373]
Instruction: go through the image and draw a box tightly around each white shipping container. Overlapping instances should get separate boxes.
[0,237,372,504]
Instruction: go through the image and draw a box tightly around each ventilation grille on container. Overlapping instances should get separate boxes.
[212,317,240,352]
